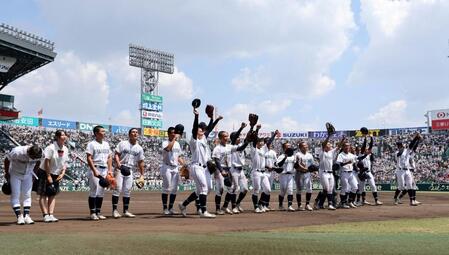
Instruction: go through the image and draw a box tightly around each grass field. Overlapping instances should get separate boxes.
[2,217,449,255]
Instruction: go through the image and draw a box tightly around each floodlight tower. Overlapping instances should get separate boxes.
[128,44,174,135]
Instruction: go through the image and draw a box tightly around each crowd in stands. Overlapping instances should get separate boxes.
[1,125,448,190]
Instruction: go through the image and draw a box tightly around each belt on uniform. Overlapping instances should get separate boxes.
[256,169,265,173]
[400,168,409,171]
[95,165,107,168]
[324,171,333,173]
[194,163,207,168]
[283,172,293,175]
[343,171,353,173]
[233,166,243,170]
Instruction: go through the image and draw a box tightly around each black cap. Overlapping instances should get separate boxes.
[192,98,201,108]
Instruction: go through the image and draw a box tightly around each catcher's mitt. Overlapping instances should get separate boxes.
[325,122,336,136]
[248,113,259,127]
[179,165,189,179]
[308,164,319,173]
[120,165,131,176]
[135,176,145,189]
[1,182,11,195]
[98,175,109,188]
[191,98,201,108]
[360,127,369,135]
[205,105,214,118]
[174,124,184,135]
[206,160,218,174]
[106,172,117,189]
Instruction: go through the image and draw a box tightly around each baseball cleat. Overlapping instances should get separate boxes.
[263,206,270,212]
[124,211,136,218]
[259,206,266,213]
[44,215,52,223]
[216,209,225,215]
[24,215,34,225]
[232,207,240,214]
[394,199,400,205]
[254,207,263,213]
[223,207,233,215]
[375,200,383,205]
[363,200,371,205]
[237,205,244,212]
[328,205,336,210]
[178,203,187,217]
[278,206,286,211]
[90,213,99,221]
[16,215,25,225]
[298,205,305,211]
[410,201,418,206]
[200,211,216,218]
[287,205,296,212]
[169,208,177,215]
[342,204,350,209]
[349,202,357,208]
[97,214,107,220]
[113,210,122,219]
[305,204,313,211]
[398,199,403,204]
[49,215,59,222]
[163,209,171,215]
[414,200,422,205]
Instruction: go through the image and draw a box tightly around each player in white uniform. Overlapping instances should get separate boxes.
[86,125,113,220]
[4,145,42,224]
[37,130,69,223]
[393,133,422,206]
[178,107,221,218]
[317,135,343,210]
[294,141,316,211]
[212,125,249,215]
[160,126,184,215]
[336,142,359,209]
[355,136,383,206]
[219,123,249,214]
[112,128,145,218]
[264,138,278,210]
[276,142,296,211]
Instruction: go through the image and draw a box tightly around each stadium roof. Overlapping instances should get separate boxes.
[0,23,56,90]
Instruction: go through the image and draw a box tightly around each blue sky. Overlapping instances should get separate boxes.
[3,0,449,132]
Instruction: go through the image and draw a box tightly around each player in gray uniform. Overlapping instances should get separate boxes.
[178,106,221,218]
[86,125,113,220]
[4,145,42,225]
[294,141,316,211]
[212,124,249,215]
[394,133,422,206]
[276,142,296,211]
[160,126,184,215]
[355,135,383,206]
[112,128,145,218]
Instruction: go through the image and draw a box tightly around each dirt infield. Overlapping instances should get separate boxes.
[1,191,448,234]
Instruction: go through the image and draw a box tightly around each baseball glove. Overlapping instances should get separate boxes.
[191,98,201,108]
[272,167,284,174]
[325,122,336,136]
[45,183,58,196]
[120,165,131,176]
[135,176,145,189]
[223,174,232,187]
[98,175,110,188]
[205,105,214,118]
[2,182,11,195]
[308,164,319,173]
[106,172,117,189]
[174,124,184,135]
[294,162,308,173]
[248,113,259,127]
[285,147,295,157]
[206,160,218,174]
[179,165,189,179]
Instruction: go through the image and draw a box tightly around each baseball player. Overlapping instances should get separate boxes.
[212,125,249,215]
[37,130,69,223]
[249,126,277,213]
[264,137,278,210]
[294,141,316,211]
[86,125,113,220]
[393,133,422,206]
[336,142,360,209]
[3,144,42,225]
[112,128,145,218]
[355,135,383,206]
[276,142,296,211]
[178,107,221,218]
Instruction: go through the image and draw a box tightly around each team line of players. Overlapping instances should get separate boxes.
[3,109,423,223]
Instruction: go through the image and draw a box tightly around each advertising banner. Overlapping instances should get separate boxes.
[141,93,163,103]
[141,110,163,119]
[281,132,308,139]
[308,131,347,139]
[0,116,38,127]
[141,102,163,112]
[111,125,132,134]
[143,127,168,137]
[142,119,163,128]
[388,127,428,135]
[349,129,387,137]
[42,118,77,130]
[78,122,109,132]
[430,109,449,130]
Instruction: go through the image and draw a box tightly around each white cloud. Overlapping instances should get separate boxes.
[114,109,139,127]
[231,66,269,92]
[258,99,292,115]
[367,100,407,126]
[4,51,110,122]
[159,67,194,101]
[309,74,336,98]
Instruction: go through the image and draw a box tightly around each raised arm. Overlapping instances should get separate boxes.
[252,124,261,147]
[266,130,278,148]
[205,116,223,138]
[192,109,199,140]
